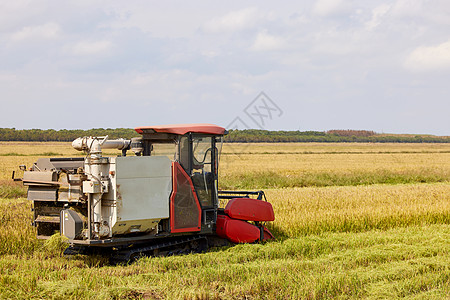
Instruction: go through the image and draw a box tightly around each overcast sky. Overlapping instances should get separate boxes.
[1,0,449,134]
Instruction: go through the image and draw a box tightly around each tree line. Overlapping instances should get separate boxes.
[0,128,139,142]
[225,129,449,143]
[0,128,448,143]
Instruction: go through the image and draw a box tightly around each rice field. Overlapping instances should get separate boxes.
[219,143,450,189]
[0,142,449,299]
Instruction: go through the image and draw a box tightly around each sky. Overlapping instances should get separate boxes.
[0,0,449,135]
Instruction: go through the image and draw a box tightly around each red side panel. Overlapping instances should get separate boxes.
[170,162,201,233]
[224,198,275,222]
[216,215,260,243]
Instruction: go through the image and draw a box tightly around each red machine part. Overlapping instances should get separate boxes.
[262,227,274,240]
[170,162,201,233]
[224,198,275,222]
[135,124,226,135]
[216,215,260,243]
[216,198,275,243]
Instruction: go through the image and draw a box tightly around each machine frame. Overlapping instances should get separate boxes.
[18,124,274,261]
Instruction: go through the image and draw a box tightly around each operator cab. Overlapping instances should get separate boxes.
[134,124,227,234]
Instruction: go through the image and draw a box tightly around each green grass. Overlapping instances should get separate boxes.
[0,183,27,199]
[220,169,450,190]
[0,224,448,299]
[223,150,450,155]
[1,195,449,299]
[0,152,63,156]
[0,152,26,156]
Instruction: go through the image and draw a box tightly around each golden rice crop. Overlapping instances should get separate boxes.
[220,150,450,176]
[0,156,41,180]
[266,183,450,237]
[0,198,38,256]
[0,142,76,156]
[3,142,450,185]
[219,143,450,189]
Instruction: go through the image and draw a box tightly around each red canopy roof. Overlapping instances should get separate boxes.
[135,123,227,135]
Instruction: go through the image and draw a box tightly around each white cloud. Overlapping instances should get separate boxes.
[102,4,204,38]
[252,31,286,51]
[71,40,113,56]
[313,0,350,17]
[390,0,450,26]
[11,22,61,41]
[365,4,391,30]
[202,7,261,33]
[201,50,220,58]
[404,40,450,72]
[391,0,424,18]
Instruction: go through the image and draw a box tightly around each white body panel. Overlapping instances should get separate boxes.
[111,156,172,235]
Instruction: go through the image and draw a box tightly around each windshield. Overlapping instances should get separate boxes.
[193,137,212,172]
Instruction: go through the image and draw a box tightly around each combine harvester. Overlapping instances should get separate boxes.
[18,124,274,262]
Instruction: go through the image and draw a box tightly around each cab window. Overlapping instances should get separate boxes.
[191,136,214,207]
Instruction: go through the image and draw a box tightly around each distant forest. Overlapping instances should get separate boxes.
[0,128,449,143]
